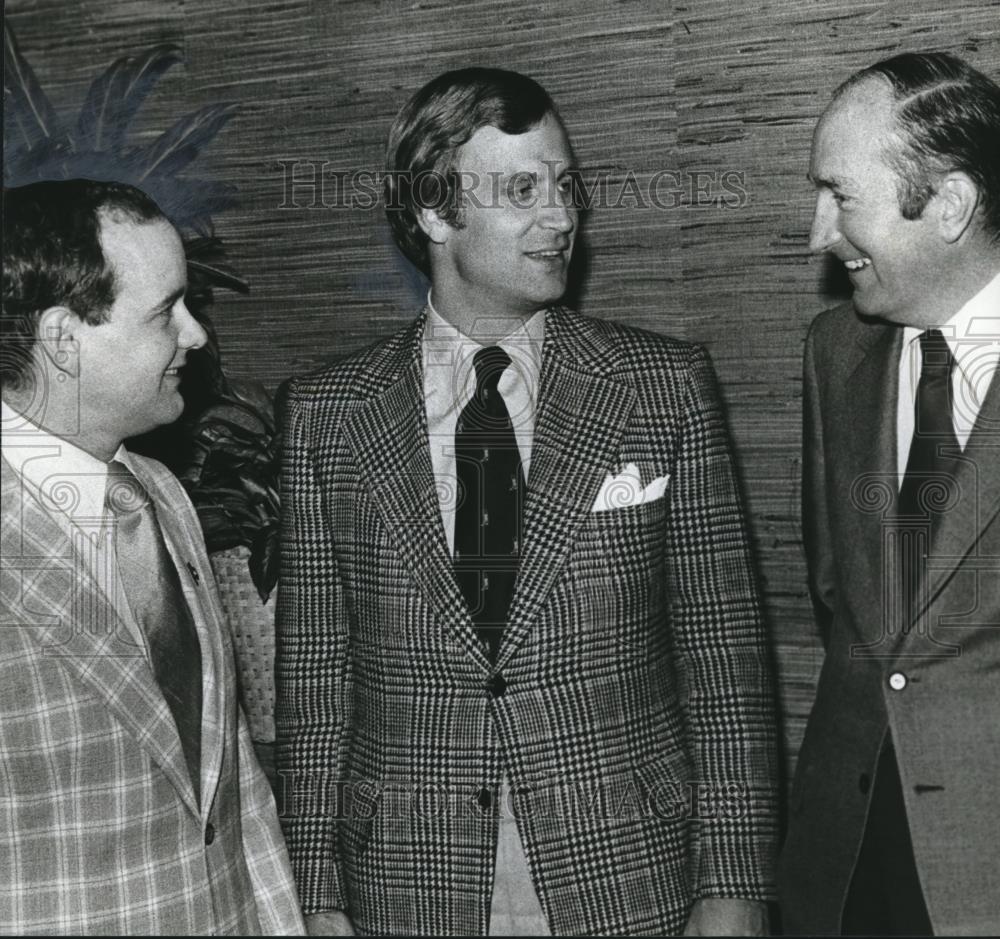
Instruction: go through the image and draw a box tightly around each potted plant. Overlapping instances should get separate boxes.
[4,24,280,770]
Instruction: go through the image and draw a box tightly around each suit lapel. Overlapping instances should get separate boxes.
[844,318,1000,652]
[137,459,224,812]
[498,309,636,667]
[917,367,1000,618]
[842,321,902,646]
[1,458,199,813]
[342,313,490,671]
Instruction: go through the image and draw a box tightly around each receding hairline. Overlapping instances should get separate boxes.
[94,209,185,306]
[817,76,910,163]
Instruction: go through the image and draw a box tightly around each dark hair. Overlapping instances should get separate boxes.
[384,67,559,273]
[836,52,1000,239]
[1,179,165,387]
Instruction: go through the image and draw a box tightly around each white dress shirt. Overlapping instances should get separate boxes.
[897,270,1000,481]
[1,400,152,654]
[420,296,550,936]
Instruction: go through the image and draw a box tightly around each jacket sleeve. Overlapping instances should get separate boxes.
[274,383,353,914]
[663,344,779,900]
[237,704,307,935]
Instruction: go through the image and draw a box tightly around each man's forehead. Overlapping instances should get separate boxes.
[96,214,187,304]
[819,77,897,137]
[456,116,574,173]
[97,214,180,256]
[810,80,899,175]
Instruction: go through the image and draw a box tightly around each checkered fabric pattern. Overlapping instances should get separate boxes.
[1,453,304,936]
[276,307,778,935]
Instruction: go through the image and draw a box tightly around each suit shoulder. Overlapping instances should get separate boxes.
[284,317,416,403]
[127,452,196,511]
[807,301,868,348]
[128,451,175,485]
[561,309,706,373]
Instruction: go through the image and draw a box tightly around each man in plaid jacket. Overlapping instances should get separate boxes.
[1,180,304,935]
[277,68,777,936]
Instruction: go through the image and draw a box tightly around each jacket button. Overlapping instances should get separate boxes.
[486,674,507,698]
[204,823,215,846]
[888,672,907,691]
[858,773,871,794]
[476,787,493,810]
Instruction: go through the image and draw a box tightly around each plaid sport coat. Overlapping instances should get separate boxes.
[0,450,304,936]
[276,307,778,935]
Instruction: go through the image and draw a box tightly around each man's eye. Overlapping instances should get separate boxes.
[508,175,535,200]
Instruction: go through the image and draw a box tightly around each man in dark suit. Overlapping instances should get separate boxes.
[277,67,777,936]
[1,180,304,935]
[779,53,1000,935]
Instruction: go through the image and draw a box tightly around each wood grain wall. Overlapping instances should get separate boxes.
[8,0,999,790]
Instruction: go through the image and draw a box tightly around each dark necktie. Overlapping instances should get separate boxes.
[895,329,959,633]
[106,461,202,802]
[898,329,959,518]
[453,346,525,664]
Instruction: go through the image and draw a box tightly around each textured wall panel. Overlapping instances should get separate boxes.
[7,0,999,791]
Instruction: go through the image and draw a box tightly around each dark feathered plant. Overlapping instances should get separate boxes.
[4,23,279,601]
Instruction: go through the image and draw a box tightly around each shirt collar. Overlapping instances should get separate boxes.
[1,399,130,526]
[423,290,546,396]
[902,270,1000,379]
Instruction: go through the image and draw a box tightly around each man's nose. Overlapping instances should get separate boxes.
[539,191,576,233]
[176,301,209,350]
[809,192,841,253]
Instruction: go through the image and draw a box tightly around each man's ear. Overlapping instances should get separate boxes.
[936,171,981,243]
[417,205,453,246]
[34,306,82,379]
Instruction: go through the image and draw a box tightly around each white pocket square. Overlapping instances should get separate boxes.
[591,463,670,512]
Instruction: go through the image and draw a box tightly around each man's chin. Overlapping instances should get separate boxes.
[852,292,918,328]
[529,281,568,309]
[851,287,889,321]
[140,395,186,434]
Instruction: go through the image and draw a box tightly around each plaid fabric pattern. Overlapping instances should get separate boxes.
[1,453,304,936]
[276,307,778,935]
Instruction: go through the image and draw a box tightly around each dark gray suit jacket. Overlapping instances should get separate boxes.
[779,302,1000,935]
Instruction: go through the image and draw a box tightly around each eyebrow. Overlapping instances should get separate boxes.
[807,171,848,189]
[503,164,578,181]
[152,286,187,314]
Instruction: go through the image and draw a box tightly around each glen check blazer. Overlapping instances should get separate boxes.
[0,451,304,936]
[778,303,1000,935]
[276,306,778,935]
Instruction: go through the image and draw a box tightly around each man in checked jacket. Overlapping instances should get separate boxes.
[1,180,304,935]
[276,68,777,936]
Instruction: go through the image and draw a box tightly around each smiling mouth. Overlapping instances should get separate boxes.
[844,257,872,272]
[524,249,568,261]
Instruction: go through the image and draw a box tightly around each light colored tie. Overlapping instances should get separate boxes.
[105,460,202,803]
